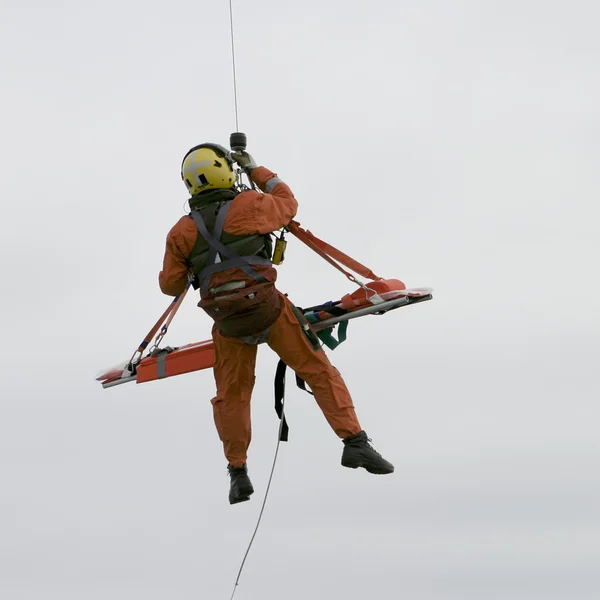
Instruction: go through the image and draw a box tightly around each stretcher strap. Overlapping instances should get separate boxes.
[303,301,346,317]
[148,346,177,379]
[135,285,190,355]
[160,293,187,336]
[316,321,349,350]
[288,221,382,283]
[304,309,350,350]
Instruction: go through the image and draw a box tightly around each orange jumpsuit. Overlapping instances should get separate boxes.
[159,166,362,466]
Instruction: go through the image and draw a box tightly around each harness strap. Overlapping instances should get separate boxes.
[274,360,290,442]
[199,256,271,286]
[206,198,229,267]
[191,204,270,294]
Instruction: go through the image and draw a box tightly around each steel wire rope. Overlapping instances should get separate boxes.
[225,4,285,598]
[228,0,240,131]
[229,392,287,600]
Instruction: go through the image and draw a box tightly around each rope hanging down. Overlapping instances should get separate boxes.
[227,4,280,598]
[226,4,386,597]
[229,372,288,600]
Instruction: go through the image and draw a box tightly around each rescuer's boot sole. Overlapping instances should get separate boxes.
[341,431,394,475]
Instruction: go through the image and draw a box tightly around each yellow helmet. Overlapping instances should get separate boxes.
[181,143,238,196]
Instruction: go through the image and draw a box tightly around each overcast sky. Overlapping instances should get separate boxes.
[1,1,599,599]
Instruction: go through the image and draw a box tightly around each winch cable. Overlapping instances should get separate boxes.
[228,0,240,131]
[226,2,286,599]
[229,387,287,600]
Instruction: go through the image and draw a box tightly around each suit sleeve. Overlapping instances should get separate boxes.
[159,227,190,296]
[225,166,298,235]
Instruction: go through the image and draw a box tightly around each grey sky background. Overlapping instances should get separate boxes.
[1,1,599,598]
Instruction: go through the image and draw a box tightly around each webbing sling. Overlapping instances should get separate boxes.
[287,221,382,284]
[191,202,271,294]
[314,320,349,350]
[274,360,290,442]
[127,283,191,371]
[303,302,349,351]
[274,360,335,443]
[273,361,327,442]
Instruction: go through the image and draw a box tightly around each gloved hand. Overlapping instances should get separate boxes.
[231,150,257,173]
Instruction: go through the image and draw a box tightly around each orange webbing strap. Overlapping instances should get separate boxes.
[287,221,382,283]
[160,287,189,334]
[134,283,191,356]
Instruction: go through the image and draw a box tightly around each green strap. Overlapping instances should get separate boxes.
[304,311,349,350]
[316,321,348,350]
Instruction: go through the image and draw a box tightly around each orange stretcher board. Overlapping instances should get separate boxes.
[96,286,432,390]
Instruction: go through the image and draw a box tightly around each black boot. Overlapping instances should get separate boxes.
[228,464,254,505]
[341,431,394,474]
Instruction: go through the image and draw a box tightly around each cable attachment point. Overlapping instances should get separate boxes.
[230,132,256,191]
[230,131,247,152]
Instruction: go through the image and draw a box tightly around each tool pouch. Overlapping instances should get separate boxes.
[199,281,282,338]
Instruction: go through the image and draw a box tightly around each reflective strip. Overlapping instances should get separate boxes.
[209,280,247,294]
[182,159,212,186]
[265,176,284,193]
[183,159,211,174]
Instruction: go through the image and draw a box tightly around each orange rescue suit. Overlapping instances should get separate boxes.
[159,166,361,466]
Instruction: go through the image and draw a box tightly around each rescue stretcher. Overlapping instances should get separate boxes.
[96,221,433,389]
[97,283,432,389]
